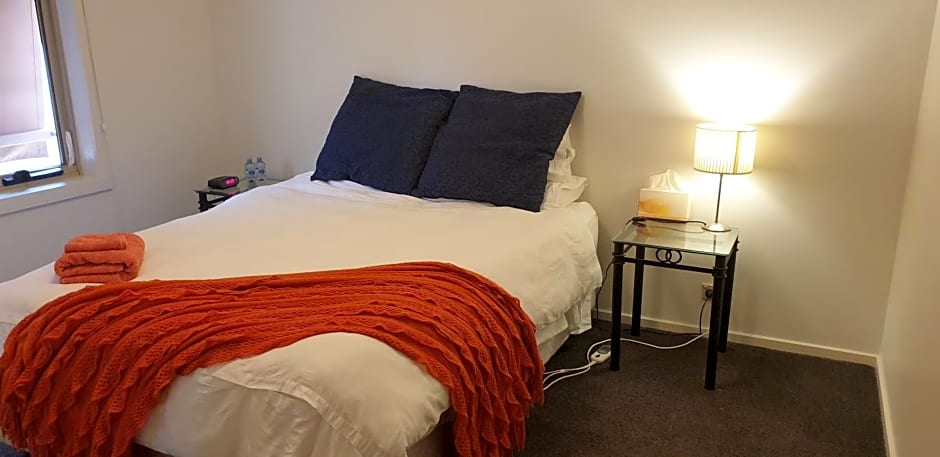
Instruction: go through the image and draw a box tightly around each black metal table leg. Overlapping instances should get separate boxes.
[631,246,645,337]
[719,244,738,352]
[198,193,211,212]
[705,256,727,390]
[610,245,625,371]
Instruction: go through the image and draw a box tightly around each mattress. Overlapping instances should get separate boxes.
[0,174,602,457]
[130,304,586,457]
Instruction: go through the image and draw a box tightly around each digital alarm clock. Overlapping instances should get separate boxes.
[207,176,239,189]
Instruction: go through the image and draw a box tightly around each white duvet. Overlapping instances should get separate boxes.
[0,174,602,457]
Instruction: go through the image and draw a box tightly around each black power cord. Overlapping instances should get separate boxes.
[698,296,709,335]
[631,216,710,234]
[593,257,614,317]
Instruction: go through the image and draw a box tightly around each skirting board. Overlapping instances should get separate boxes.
[594,310,878,366]
[876,356,896,457]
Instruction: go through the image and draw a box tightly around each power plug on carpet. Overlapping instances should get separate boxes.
[590,345,611,364]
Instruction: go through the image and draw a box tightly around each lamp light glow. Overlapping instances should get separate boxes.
[674,62,798,124]
[693,123,757,232]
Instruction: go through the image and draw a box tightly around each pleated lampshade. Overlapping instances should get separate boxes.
[693,123,757,175]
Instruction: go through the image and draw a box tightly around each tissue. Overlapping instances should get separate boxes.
[637,169,692,221]
[648,169,686,192]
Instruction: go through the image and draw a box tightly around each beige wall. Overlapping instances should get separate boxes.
[0,0,934,357]
[208,0,935,353]
[880,2,940,455]
[0,0,226,281]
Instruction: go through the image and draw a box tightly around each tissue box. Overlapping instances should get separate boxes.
[638,189,692,221]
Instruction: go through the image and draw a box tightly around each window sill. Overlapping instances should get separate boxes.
[0,174,112,217]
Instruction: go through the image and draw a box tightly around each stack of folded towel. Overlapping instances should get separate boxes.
[53,233,146,284]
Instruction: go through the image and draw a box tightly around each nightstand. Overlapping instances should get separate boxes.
[195,178,283,212]
[610,219,740,390]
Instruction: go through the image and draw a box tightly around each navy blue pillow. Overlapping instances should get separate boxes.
[311,76,457,194]
[414,85,581,212]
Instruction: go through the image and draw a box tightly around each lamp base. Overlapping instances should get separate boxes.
[704,222,731,233]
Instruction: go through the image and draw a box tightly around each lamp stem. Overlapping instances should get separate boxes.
[705,173,731,232]
[714,173,724,224]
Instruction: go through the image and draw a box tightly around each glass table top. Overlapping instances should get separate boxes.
[614,220,740,257]
[196,178,283,196]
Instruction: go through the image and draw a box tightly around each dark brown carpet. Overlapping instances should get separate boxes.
[517,322,886,457]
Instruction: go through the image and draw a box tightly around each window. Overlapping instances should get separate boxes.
[0,0,75,181]
[0,0,112,216]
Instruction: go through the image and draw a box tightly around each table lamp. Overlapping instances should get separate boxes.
[692,123,757,232]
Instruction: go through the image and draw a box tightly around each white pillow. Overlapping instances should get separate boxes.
[547,128,576,179]
[542,127,587,208]
[542,174,588,210]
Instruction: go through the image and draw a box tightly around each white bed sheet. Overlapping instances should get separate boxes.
[0,174,602,457]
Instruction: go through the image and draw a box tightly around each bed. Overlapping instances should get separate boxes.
[0,174,602,457]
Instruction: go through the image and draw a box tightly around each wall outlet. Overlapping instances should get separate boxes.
[701,283,714,300]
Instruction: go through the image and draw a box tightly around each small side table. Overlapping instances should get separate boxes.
[195,178,283,212]
[610,219,740,390]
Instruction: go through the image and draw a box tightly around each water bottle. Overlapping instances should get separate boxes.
[244,158,256,182]
[255,157,266,181]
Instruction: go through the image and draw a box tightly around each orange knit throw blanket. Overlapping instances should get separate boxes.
[0,262,543,457]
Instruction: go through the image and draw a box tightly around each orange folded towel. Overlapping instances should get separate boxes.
[64,233,132,253]
[53,233,145,284]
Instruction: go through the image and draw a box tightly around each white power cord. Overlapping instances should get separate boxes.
[543,365,594,391]
[619,332,708,350]
[543,339,610,390]
[542,332,709,391]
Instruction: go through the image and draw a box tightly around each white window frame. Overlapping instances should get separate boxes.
[0,0,112,217]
